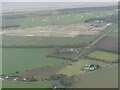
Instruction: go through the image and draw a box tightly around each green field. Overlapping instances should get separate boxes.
[106,32,118,38]
[2,48,67,74]
[2,35,96,47]
[3,10,116,28]
[106,24,118,38]
[2,82,53,88]
[59,59,107,76]
[88,50,118,62]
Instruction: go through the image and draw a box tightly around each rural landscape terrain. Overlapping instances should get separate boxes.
[0,2,119,88]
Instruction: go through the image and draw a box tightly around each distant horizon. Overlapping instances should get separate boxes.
[2,2,117,11]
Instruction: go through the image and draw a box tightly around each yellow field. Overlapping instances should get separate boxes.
[59,59,107,76]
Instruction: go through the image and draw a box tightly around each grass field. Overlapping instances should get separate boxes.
[2,35,96,47]
[88,50,118,62]
[74,65,118,88]
[106,32,118,38]
[2,82,53,88]
[2,48,67,74]
[59,59,107,76]
[3,10,116,28]
[106,24,118,38]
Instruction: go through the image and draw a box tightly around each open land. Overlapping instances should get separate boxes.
[1,5,118,88]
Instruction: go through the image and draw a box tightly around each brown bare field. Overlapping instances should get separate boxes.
[3,23,108,37]
[95,36,118,52]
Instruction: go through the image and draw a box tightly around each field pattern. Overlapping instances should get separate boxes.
[88,50,118,62]
[2,48,67,74]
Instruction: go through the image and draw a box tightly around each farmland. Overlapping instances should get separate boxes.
[88,50,118,62]
[2,10,116,28]
[59,59,107,76]
[2,35,96,47]
[94,37,118,53]
[2,82,53,88]
[2,48,67,74]
[73,65,118,88]
[1,4,118,88]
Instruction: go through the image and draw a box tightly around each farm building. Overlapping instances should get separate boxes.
[83,64,101,71]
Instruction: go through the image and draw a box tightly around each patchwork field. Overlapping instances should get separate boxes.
[2,48,67,74]
[1,5,118,88]
[2,10,116,28]
[59,59,107,76]
[88,50,118,62]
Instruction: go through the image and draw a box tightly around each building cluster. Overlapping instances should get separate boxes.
[0,75,27,82]
[83,64,101,71]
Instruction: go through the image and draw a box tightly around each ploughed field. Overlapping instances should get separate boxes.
[94,36,118,53]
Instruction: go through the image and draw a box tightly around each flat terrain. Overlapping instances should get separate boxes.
[88,50,118,62]
[95,37,118,53]
[2,35,96,47]
[73,65,118,88]
[2,10,116,28]
[2,5,118,88]
[59,59,107,76]
[2,82,53,88]
[2,48,67,74]
[3,23,108,37]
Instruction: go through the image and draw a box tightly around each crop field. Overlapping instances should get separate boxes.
[2,48,67,74]
[1,4,118,88]
[73,65,118,88]
[2,82,53,88]
[2,35,96,47]
[95,36,118,53]
[58,59,107,76]
[19,64,67,78]
[88,50,118,62]
[2,10,116,28]
[106,24,118,38]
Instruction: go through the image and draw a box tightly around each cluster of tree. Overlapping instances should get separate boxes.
[85,15,118,24]
[3,15,27,19]
[49,74,76,87]
[58,6,117,14]
[2,43,87,48]
[2,25,20,29]
[26,76,38,82]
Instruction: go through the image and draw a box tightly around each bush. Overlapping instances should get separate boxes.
[50,74,67,80]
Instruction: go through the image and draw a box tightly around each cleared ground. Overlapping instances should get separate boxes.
[88,50,118,62]
[3,23,108,37]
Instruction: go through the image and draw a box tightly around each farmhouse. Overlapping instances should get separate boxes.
[83,64,101,71]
